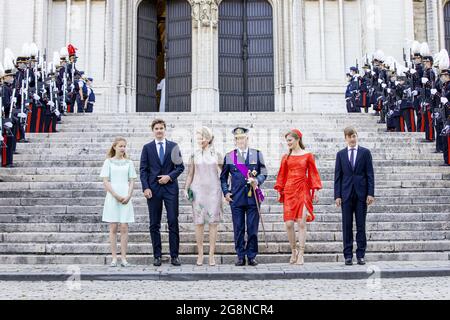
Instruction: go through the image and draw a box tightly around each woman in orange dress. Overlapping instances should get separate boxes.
[274,129,322,265]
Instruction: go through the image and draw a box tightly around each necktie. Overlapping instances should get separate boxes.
[241,151,246,161]
[158,142,165,165]
[350,148,355,170]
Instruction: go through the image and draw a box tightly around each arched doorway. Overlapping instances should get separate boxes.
[218,0,274,112]
[136,0,192,112]
[445,2,450,54]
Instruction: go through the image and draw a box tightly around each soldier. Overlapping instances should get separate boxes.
[360,61,371,113]
[371,50,386,117]
[421,52,436,142]
[437,56,450,165]
[85,77,95,113]
[348,67,361,113]
[66,44,79,113]
[411,41,425,133]
[0,60,16,168]
[397,67,416,132]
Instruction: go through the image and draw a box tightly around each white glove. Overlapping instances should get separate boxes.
[421,77,429,84]
[441,97,448,104]
[33,93,41,101]
[431,89,437,95]
[371,71,375,76]
[397,100,402,106]
[18,112,27,118]
[47,101,55,107]
[395,81,399,86]
[54,109,61,117]
[70,84,75,90]
[381,83,387,89]
[412,90,418,96]
[378,79,383,84]
[387,88,391,93]
[0,136,3,143]
[12,97,17,104]
[410,68,417,75]
[34,71,40,79]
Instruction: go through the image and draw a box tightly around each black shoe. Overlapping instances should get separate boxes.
[171,257,181,266]
[357,258,366,265]
[235,258,245,266]
[153,257,162,267]
[248,259,258,267]
[345,258,353,266]
[18,139,29,143]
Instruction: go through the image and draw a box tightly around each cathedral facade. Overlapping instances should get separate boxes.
[0,0,447,113]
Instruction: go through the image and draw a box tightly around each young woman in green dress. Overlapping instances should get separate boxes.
[100,137,137,267]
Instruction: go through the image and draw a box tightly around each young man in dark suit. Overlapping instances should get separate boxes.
[140,119,185,266]
[334,127,375,266]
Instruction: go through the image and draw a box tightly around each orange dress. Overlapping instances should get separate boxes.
[274,153,323,222]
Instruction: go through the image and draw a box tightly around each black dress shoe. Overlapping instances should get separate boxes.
[153,257,162,267]
[248,259,258,267]
[171,257,181,266]
[357,258,366,265]
[235,258,245,266]
[345,258,353,266]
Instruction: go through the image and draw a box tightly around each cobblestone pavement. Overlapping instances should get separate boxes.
[0,276,449,300]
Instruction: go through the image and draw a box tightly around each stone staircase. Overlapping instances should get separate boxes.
[0,112,449,265]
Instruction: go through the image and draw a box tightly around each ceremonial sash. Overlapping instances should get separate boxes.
[232,150,265,202]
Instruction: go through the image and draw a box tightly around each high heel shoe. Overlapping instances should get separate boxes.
[289,248,298,264]
[295,246,305,265]
[209,255,216,266]
[196,256,203,266]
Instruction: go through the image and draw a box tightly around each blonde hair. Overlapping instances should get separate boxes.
[107,137,129,159]
[196,126,214,146]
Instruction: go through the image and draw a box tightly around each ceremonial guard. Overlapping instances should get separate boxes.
[86,77,95,113]
[220,127,267,266]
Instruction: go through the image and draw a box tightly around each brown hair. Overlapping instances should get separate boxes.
[285,130,305,158]
[107,137,129,159]
[151,118,166,130]
[344,126,358,138]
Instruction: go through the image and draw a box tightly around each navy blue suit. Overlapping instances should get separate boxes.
[220,148,267,261]
[140,140,185,259]
[334,146,375,259]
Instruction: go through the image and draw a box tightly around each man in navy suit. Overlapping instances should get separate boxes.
[140,119,185,266]
[220,127,267,266]
[334,127,375,266]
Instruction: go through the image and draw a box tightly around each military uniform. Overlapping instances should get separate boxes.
[220,127,267,266]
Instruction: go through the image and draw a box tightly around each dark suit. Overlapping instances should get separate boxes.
[140,140,184,259]
[220,148,267,260]
[334,146,375,259]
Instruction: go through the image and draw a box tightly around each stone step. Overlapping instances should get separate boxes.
[2,166,448,175]
[2,179,450,191]
[7,159,446,168]
[2,230,449,243]
[0,209,449,223]
[0,240,449,254]
[13,152,444,161]
[1,221,448,233]
[1,187,448,199]
[0,251,448,265]
[1,195,448,206]
[1,172,448,183]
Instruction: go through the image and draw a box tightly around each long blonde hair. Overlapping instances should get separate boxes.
[107,137,129,159]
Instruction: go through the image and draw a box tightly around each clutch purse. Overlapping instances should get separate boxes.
[187,188,195,202]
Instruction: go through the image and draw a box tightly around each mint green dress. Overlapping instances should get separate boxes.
[99,158,137,223]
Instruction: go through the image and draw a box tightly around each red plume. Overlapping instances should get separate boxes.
[67,44,78,56]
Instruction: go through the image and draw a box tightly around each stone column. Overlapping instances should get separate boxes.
[426,0,440,53]
[189,0,220,112]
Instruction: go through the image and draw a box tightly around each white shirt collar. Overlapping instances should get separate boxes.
[155,138,166,145]
[347,145,358,151]
[238,147,249,155]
